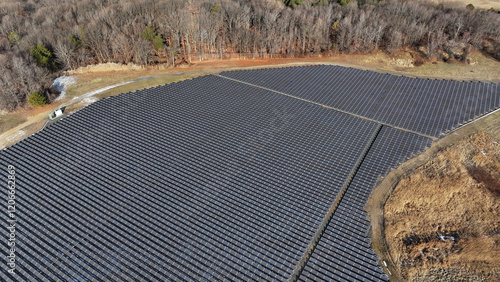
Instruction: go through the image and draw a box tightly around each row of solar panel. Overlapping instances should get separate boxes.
[2,126,296,280]
[78,79,374,216]
[3,134,296,280]
[2,67,480,281]
[299,126,432,281]
[220,65,500,137]
[1,75,382,281]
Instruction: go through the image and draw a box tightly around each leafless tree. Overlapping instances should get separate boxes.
[55,41,75,69]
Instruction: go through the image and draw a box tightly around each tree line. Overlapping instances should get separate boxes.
[1,0,499,111]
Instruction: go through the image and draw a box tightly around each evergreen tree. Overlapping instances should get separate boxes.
[142,26,156,42]
[340,0,352,6]
[28,91,48,107]
[69,34,83,49]
[313,0,329,6]
[143,26,165,51]
[30,44,56,70]
[153,34,165,51]
[283,0,304,8]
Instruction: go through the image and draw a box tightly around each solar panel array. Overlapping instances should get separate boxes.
[0,75,380,281]
[299,126,432,281]
[220,65,500,137]
[1,65,499,281]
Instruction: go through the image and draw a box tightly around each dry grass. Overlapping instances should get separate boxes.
[65,71,163,99]
[349,50,500,82]
[0,113,26,133]
[93,74,198,100]
[384,130,500,281]
[54,50,500,105]
[62,73,201,115]
[366,109,500,281]
[433,0,500,10]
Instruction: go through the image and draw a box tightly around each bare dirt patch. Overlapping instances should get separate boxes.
[383,130,500,281]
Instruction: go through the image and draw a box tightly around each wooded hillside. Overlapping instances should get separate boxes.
[1,0,500,111]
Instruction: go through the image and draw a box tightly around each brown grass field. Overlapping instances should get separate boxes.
[385,130,500,281]
[366,109,500,281]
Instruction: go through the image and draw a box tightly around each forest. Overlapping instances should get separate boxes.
[1,0,500,111]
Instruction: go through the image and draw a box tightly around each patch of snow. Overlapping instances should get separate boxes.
[72,81,132,102]
[52,76,76,101]
[83,97,98,103]
[5,130,25,141]
[80,97,98,105]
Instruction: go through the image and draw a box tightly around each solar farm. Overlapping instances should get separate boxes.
[1,65,499,281]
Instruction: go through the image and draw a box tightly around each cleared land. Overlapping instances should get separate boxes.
[0,113,25,134]
[384,129,500,281]
[1,63,499,280]
[366,108,500,281]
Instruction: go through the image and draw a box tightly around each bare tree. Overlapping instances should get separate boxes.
[55,41,75,69]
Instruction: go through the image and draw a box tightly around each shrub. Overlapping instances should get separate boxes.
[210,4,221,13]
[28,91,48,107]
[143,27,164,51]
[8,32,22,45]
[466,3,475,10]
[282,0,304,8]
[69,34,83,49]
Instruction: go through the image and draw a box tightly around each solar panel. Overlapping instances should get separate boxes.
[0,75,379,280]
[1,65,498,281]
[220,66,500,137]
[299,126,432,281]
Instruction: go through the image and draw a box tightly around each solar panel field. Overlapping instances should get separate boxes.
[299,127,432,281]
[1,65,499,281]
[220,66,500,137]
